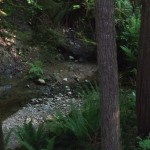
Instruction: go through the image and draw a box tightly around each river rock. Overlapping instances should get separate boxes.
[36,79,46,85]
[69,56,74,60]
[63,78,68,82]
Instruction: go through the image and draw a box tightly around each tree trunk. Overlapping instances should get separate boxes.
[136,0,150,137]
[95,0,121,150]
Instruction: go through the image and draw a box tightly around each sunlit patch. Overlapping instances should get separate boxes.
[0,29,17,46]
[0,10,7,16]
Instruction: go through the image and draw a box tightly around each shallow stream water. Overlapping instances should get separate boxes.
[0,62,98,122]
[0,79,38,121]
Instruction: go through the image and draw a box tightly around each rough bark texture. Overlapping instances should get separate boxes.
[136,0,150,137]
[95,0,120,150]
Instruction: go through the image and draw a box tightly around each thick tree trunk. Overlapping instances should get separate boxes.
[136,0,150,137]
[95,0,120,150]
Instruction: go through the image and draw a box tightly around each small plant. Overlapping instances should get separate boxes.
[120,90,137,150]
[80,82,100,132]
[120,90,136,123]
[26,61,44,80]
[51,82,100,141]
[64,105,92,140]
[138,135,150,150]
[17,31,32,45]
[15,121,55,150]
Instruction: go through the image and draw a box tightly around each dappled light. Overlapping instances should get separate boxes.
[0,29,16,46]
[0,0,146,150]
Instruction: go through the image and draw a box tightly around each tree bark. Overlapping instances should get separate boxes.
[95,0,121,150]
[136,0,150,137]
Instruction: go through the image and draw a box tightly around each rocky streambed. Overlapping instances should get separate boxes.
[0,61,98,150]
[3,92,81,149]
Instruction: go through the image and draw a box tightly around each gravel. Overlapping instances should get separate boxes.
[2,94,81,150]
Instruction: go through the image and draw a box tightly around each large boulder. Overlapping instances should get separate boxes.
[59,30,97,62]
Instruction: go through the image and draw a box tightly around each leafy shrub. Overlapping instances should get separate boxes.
[32,28,66,62]
[115,0,133,28]
[50,82,100,142]
[138,135,150,150]
[26,61,44,80]
[12,82,100,149]
[80,82,100,132]
[15,121,55,150]
[120,90,137,150]
[12,85,138,149]
[120,15,140,70]
[115,0,140,80]
[67,83,99,140]
[120,90,136,127]
[64,106,92,140]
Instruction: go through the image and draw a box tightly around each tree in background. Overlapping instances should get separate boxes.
[95,0,121,150]
[136,0,150,138]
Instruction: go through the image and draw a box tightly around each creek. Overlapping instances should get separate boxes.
[0,79,38,121]
[0,62,98,121]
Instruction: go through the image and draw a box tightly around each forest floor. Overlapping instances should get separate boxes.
[1,47,98,149]
[0,15,98,149]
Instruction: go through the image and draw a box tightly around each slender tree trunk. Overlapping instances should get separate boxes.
[95,0,120,150]
[136,0,150,137]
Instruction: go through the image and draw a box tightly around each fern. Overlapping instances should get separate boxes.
[20,141,36,150]
[64,105,91,140]
[50,82,100,141]
[42,137,55,150]
[138,135,150,150]
[26,61,44,79]
[80,82,100,132]
[15,121,51,150]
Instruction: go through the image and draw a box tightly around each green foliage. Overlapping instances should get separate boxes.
[36,28,65,48]
[1,0,16,16]
[120,90,136,128]
[74,0,96,39]
[26,0,42,10]
[15,121,55,150]
[17,31,32,45]
[48,114,67,136]
[80,82,100,131]
[28,0,75,29]
[115,0,133,27]
[0,30,12,39]
[120,90,137,150]
[138,135,150,150]
[12,86,138,149]
[64,106,92,140]
[115,0,140,80]
[120,15,140,69]
[42,137,55,150]
[34,28,66,62]
[26,61,44,79]
[50,82,100,142]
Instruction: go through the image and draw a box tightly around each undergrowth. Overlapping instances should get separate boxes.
[26,61,44,80]
[5,82,140,150]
